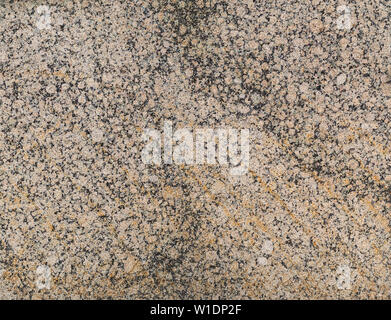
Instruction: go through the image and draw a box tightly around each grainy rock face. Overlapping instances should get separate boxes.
[0,0,390,299]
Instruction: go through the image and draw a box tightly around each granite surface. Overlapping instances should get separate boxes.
[0,0,390,299]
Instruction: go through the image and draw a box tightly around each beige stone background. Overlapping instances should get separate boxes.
[0,0,390,299]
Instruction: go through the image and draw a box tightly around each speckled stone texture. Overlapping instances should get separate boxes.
[0,0,390,299]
